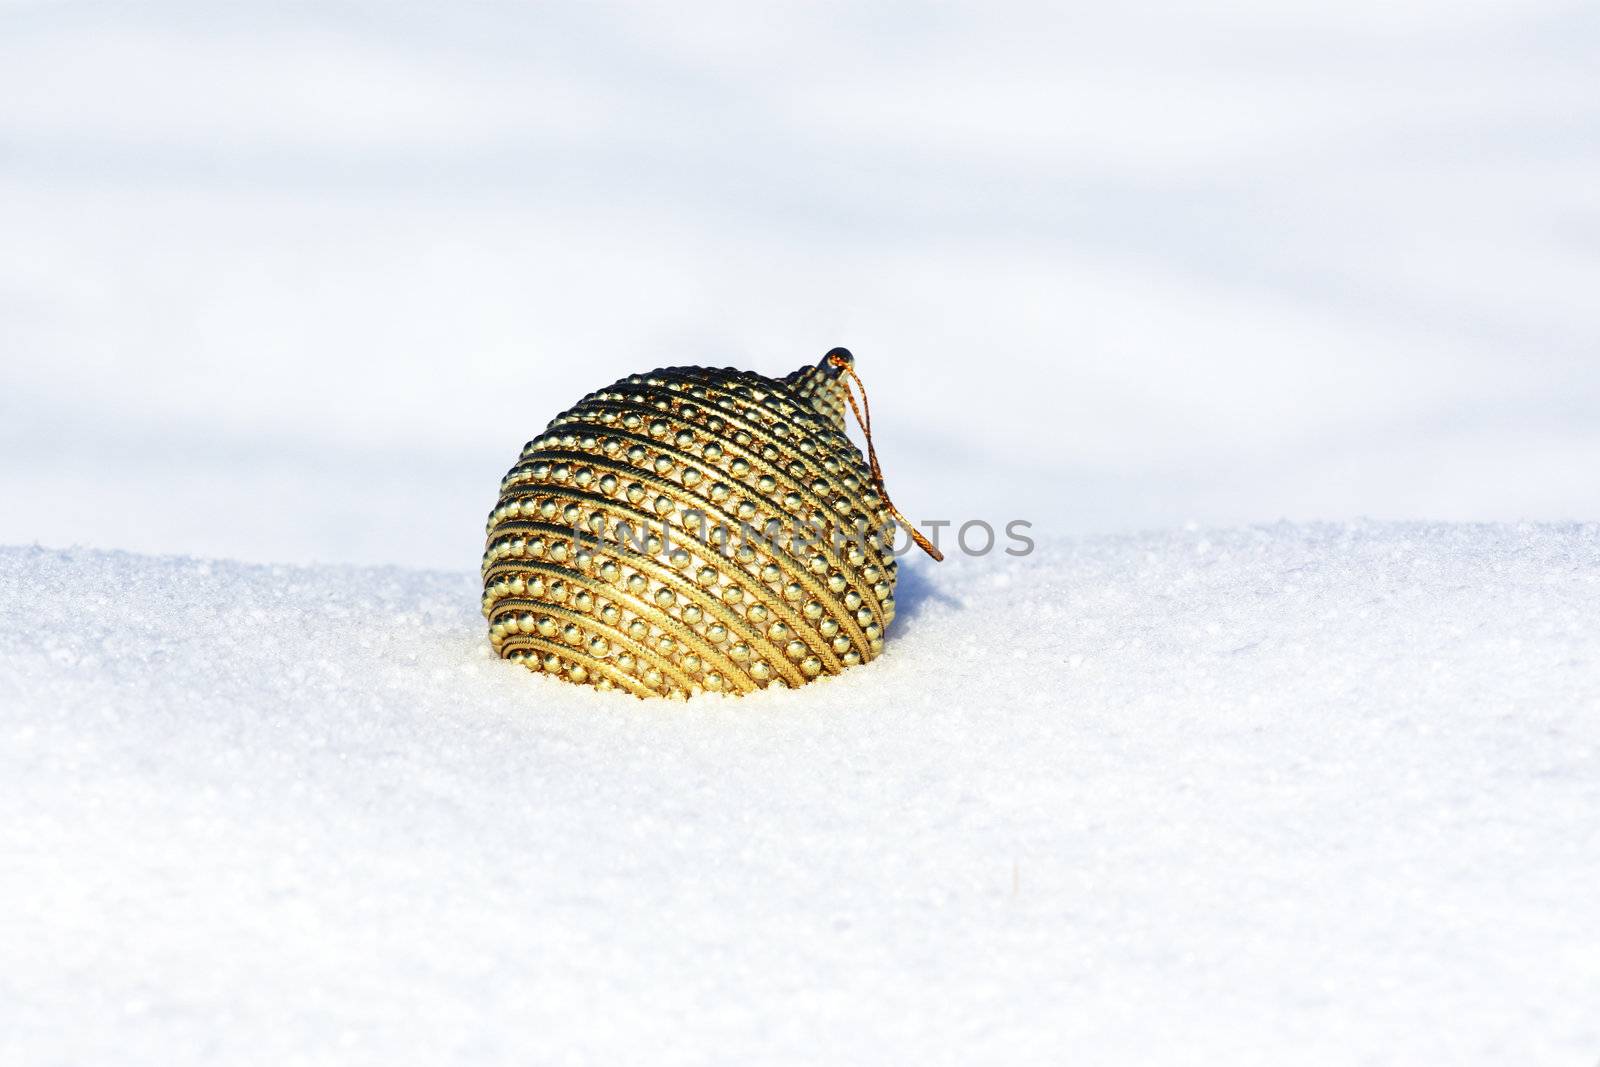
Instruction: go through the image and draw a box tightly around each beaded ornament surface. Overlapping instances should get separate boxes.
[482,348,938,698]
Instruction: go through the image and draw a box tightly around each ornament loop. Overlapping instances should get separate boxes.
[825,350,945,562]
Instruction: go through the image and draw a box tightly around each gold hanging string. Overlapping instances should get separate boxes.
[826,352,945,562]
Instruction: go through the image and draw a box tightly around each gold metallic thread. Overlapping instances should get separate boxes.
[482,348,939,698]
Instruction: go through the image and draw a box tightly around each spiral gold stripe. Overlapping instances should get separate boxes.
[490,597,709,694]
[484,557,801,688]
[487,466,887,647]
[528,407,896,573]
[498,635,661,698]
[488,471,884,652]
[482,551,813,688]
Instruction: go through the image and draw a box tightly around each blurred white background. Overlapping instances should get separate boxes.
[2,0,1596,569]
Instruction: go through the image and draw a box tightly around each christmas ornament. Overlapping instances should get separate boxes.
[482,347,941,698]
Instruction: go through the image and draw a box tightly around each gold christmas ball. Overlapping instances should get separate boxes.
[482,347,935,698]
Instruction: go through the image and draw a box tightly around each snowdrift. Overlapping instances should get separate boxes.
[2,523,1597,1063]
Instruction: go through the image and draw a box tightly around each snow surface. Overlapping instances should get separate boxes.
[4,524,1598,1064]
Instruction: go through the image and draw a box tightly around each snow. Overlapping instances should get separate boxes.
[4,524,1598,1063]
[3,0,1599,1060]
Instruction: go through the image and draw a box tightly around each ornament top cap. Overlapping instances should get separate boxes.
[818,346,854,376]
